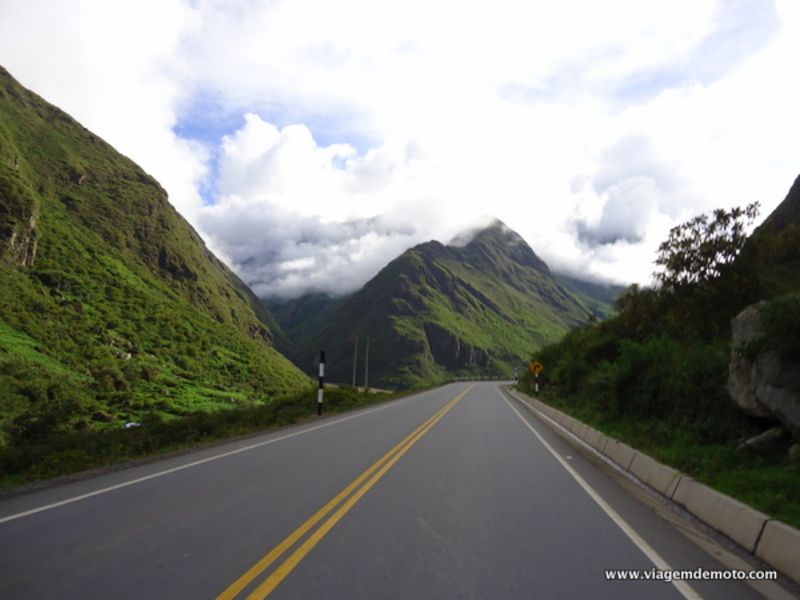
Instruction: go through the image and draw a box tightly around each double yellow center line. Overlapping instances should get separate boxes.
[216,385,474,600]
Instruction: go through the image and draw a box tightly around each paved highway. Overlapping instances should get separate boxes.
[0,382,795,599]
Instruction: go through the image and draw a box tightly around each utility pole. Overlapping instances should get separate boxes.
[364,336,370,390]
[352,338,358,387]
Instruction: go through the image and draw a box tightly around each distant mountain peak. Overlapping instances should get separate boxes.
[447,217,507,248]
[463,219,530,252]
[283,216,605,389]
[444,218,550,275]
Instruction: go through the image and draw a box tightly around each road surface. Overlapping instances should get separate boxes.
[0,382,795,599]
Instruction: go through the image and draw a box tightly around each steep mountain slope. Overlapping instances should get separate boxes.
[266,292,351,350]
[292,220,608,389]
[0,66,309,442]
[740,174,800,295]
[757,174,800,235]
[553,274,624,319]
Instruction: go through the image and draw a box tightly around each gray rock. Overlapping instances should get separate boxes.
[728,305,800,436]
[736,426,790,455]
[789,443,800,464]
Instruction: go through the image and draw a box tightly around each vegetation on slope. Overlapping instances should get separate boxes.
[0,65,311,461]
[520,186,800,528]
[0,384,394,488]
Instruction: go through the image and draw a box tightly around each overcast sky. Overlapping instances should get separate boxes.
[1,0,798,298]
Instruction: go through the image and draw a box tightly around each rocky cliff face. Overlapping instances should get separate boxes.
[0,146,38,267]
[1,204,38,267]
[423,321,491,370]
[728,303,800,437]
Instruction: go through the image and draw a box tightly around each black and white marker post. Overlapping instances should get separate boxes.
[317,350,325,416]
[530,361,543,396]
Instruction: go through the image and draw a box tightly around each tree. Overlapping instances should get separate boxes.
[654,202,760,291]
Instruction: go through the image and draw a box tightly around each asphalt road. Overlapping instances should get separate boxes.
[0,382,795,599]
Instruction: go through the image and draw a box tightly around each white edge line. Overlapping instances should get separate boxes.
[0,402,394,525]
[496,386,703,600]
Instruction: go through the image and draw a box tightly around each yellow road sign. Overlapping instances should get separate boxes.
[530,361,544,374]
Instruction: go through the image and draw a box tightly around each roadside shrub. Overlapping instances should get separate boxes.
[325,386,363,411]
[602,336,726,422]
[0,383,396,487]
[758,293,800,357]
[530,331,748,446]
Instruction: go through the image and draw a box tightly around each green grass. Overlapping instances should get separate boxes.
[0,385,397,489]
[0,322,79,377]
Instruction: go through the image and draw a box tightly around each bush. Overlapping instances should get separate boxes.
[601,337,729,425]
[524,323,749,445]
[758,293,800,357]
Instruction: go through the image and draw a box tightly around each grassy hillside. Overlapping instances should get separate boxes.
[0,65,310,450]
[294,221,609,389]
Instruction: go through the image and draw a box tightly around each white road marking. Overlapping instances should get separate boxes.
[0,401,397,525]
[498,386,703,600]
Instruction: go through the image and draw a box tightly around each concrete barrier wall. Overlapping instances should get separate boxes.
[509,389,800,586]
[602,438,638,472]
[756,520,800,583]
[670,477,770,553]
[627,452,683,499]
[581,427,608,454]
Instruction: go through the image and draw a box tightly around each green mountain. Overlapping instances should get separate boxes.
[288,220,614,389]
[757,175,800,235]
[0,66,309,444]
[267,292,351,350]
[740,174,800,296]
[553,274,624,320]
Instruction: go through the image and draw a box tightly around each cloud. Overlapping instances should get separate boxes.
[0,0,209,220]
[1,0,798,296]
[216,115,356,215]
[571,134,691,250]
[199,200,420,299]
[199,113,501,298]
[575,177,661,246]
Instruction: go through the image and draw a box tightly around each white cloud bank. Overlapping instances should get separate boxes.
[1,0,798,297]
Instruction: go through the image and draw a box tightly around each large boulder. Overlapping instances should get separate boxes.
[727,304,800,436]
